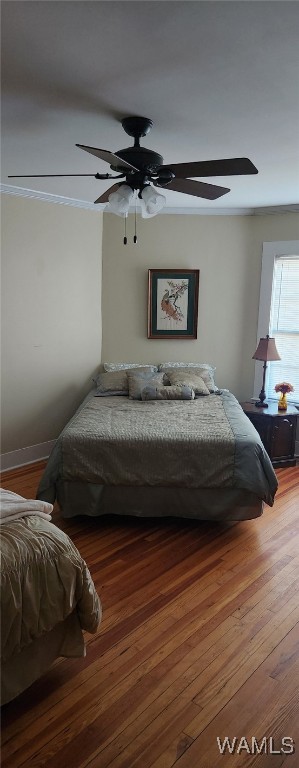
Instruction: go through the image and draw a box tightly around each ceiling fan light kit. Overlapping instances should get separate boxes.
[107,184,134,217]
[105,182,166,218]
[8,114,258,243]
[140,185,166,218]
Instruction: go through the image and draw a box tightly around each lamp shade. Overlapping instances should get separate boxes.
[252,335,281,362]
[141,185,166,218]
[107,184,134,217]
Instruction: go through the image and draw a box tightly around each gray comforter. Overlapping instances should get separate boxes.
[37,390,278,509]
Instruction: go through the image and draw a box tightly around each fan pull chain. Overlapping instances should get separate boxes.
[123,215,127,245]
[134,194,137,244]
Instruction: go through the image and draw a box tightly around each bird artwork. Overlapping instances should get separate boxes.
[160,280,188,324]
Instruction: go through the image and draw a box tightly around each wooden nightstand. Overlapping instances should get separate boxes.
[241,401,298,468]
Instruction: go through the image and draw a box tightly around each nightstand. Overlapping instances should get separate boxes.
[241,401,298,468]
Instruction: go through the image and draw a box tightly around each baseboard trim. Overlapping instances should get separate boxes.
[0,440,56,472]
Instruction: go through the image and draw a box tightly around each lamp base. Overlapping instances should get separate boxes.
[255,400,268,408]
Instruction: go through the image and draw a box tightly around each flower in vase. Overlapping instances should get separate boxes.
[274,382,294,394]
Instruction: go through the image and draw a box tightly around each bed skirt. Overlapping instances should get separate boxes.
[1,611,85,706]
[56,480,264,522]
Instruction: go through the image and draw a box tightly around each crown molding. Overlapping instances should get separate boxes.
[0,184,100,211]
[252,204,299,215]
[1,184,298,216]
[160,206,254,216]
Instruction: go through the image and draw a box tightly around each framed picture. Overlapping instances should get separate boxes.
[148,269,199,339]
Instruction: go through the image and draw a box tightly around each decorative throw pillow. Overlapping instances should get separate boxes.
[175,367,216,393]
[103,362,157,372]
[94,366,158,394]
[159,363,217,392]
[141,385,195,401]
[94,370,129,396]
[166,370,210,395]
[127,370,165,400]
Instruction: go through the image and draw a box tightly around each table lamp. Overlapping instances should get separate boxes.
[252,334,281,407]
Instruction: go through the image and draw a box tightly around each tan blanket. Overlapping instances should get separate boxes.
[0,516,101,662]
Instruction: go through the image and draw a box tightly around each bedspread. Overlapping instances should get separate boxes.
[37,390,278,507]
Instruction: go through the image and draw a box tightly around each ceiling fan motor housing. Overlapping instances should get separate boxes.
[111,146,164,175]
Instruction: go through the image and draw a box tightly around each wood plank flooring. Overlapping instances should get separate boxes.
[1,463,299,767]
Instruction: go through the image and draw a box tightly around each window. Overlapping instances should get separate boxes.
[254,241,299,406]
[267,256,299,403]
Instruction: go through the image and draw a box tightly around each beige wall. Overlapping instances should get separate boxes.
[1,196,298,457]
[1,195,103,453]
[251,212,299,250]
[102,211,299,402]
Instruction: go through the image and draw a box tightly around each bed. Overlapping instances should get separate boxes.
[36,363,278,522]
[0,512,101,705]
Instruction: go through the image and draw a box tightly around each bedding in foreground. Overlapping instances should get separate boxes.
[0,515,101,703]
[37,390,278,520]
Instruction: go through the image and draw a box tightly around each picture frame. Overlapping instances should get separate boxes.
[148,269,199,339]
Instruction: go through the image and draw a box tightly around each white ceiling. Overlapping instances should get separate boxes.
[1,1,299,213]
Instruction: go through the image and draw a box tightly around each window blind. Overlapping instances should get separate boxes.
[267,255,299,404]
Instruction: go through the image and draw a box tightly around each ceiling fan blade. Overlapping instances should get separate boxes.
[94,183,121,204]
[160,157,258,179]
[162,178,230,200]
[76,144,138,172]
[7,174,98,178]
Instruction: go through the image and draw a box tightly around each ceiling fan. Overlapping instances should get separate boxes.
[8,115,258,211]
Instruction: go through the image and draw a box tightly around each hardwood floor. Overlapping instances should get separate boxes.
[1,463,299,767]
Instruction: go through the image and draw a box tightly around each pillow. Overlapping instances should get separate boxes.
[141,385,195,401]
[158,363,217,392]
[127,370,165,400]
[158,362,214,371]
[174,367,217,393]
[103,362,157,372]
[166,370,210,396]
[94,366,157,394]
[94,369,129,396]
